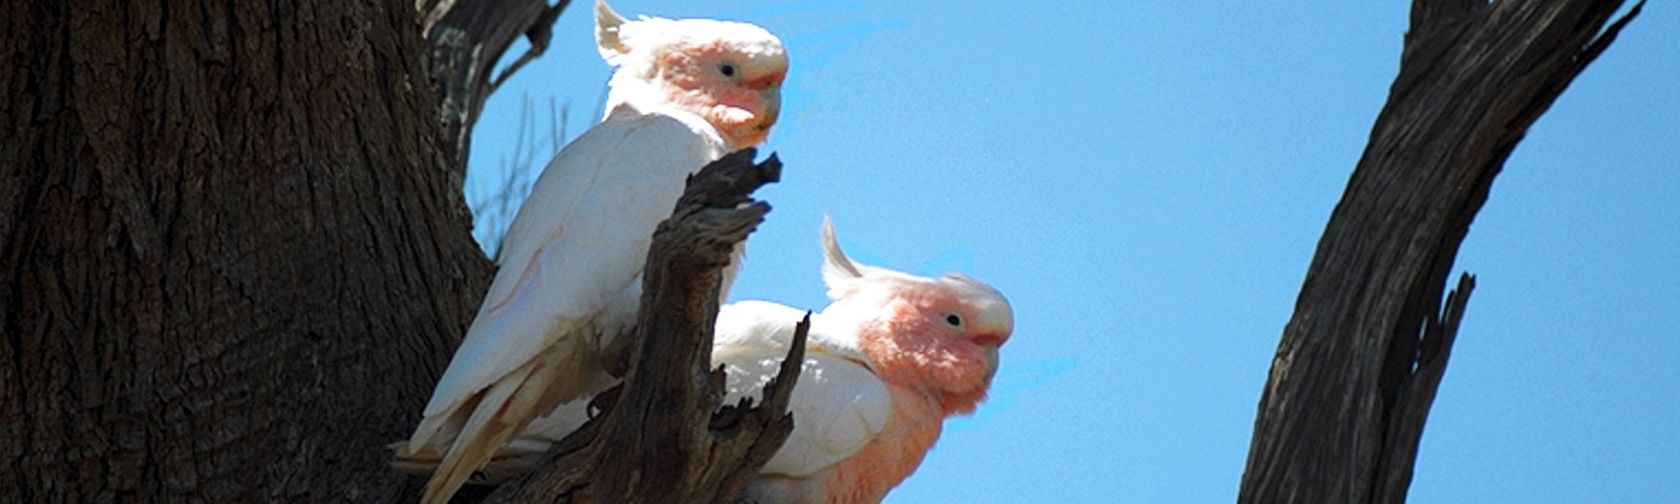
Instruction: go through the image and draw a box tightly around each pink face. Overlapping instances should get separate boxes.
[855,280,1014,415]
[659,40,787,149]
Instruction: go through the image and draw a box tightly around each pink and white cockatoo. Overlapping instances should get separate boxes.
[395,1,787,502]
[438,218,1015,503]
[717,218,1014,503]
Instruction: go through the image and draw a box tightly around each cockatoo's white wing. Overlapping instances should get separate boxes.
[415,108,725,438]
[714,300,807,349]
[714,301,892,477]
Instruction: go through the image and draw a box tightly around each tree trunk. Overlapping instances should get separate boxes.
[0,1,488,501]
[1238,1,1643,503]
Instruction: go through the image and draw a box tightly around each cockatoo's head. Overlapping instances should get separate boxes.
[596,0,788,149]
[818,217,1015,415]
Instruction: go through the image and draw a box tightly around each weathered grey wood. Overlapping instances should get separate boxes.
[1238,1,1644,503]
[483,149,802,504]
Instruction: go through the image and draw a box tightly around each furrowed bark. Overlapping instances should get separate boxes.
[0,1,489,501]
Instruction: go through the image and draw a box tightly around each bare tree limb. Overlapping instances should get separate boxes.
[483,149,800,503]
[422,0,574,186]
[1238,1,1644,503]
[1374,273,1473,504]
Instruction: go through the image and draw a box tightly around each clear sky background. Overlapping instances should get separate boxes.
[463,2,1677,502]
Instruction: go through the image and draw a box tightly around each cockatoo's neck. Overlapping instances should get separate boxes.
[600,99,729,157]
[809,384,943,503]
[603,71,768,150]
[602,70,660,119]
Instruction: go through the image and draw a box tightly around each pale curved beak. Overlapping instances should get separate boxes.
[758,87,781,131]
[980,344,1001,382]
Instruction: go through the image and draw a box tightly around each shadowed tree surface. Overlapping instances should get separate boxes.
[0,1,486,501]
[1239,1,1643,503]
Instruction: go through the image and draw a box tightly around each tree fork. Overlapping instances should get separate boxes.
[484,149,802,503]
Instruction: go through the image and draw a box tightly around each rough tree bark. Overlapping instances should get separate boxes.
[1238,1,1643,503]
[0,1,488,501]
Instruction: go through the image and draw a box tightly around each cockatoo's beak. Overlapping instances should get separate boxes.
[757,86,781,133]
[979,344,1002,382]
[973,325,1009,382]
[741,70,783,133]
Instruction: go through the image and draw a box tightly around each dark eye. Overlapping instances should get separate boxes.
[719,63,736,77]
[945,314,962,327]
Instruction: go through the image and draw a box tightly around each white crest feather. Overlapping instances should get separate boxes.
[821,215,865,300]
[594,0,630,61]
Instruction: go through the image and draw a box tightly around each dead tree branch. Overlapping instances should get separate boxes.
[483,149,801,503]
[1238,1,1643,503]
[421,0,574,186]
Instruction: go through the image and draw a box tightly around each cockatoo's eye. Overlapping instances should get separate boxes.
[945,314,962,327]
[719,63,737,77]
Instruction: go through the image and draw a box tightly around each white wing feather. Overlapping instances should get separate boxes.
[413,107,725,442]
[713,301,891,477]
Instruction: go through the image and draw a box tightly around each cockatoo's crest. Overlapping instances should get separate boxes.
[821,215,955,300]
[820,214,865,299]
[594,0,631,62]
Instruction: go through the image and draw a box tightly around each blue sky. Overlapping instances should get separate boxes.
[464,2,1678,502]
